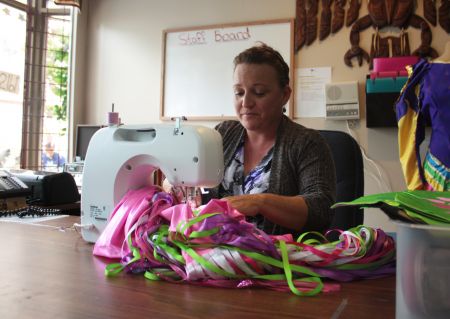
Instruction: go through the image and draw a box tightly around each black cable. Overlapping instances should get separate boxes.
[0,205,62,218]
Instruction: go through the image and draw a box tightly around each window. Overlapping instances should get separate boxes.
[0,1,26,169]
[0,0,76,172]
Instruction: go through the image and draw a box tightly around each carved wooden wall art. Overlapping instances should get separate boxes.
[295,0,449,68]
[306,0,319,45]
[425,0,437,25]
[320,0,333,40]
[331,0,346,33]
[346,0,362,26]
[439,0,450,33]
[295,0,307,50]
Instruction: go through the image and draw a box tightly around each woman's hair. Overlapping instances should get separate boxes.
[233,42,290,88]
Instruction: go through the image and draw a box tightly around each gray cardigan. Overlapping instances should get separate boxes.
[206,115,336,237]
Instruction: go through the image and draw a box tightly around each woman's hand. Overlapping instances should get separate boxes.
[222,193,309,231]
[221,194,264,216]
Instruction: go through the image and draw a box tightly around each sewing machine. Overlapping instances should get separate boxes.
[80,123,224,243]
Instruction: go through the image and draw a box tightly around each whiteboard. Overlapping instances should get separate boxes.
[160,19,294,120]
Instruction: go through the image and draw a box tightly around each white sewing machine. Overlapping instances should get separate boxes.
[80,123,224,243]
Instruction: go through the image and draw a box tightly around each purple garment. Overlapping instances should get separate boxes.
[410,61,450,166]
[396,59,450,190]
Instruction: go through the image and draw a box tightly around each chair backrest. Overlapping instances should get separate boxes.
[319,130,364,232]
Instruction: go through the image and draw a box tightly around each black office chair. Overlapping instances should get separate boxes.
[319,130,364,233]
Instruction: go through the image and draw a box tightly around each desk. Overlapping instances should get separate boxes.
[0,216,395,319]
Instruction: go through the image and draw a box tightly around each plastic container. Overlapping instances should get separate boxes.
[366,76,408,93]
[396,222,450,319]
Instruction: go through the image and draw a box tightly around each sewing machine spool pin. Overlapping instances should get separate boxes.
[171,116,187,135]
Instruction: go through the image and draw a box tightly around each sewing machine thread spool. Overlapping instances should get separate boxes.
[108,103,120,126]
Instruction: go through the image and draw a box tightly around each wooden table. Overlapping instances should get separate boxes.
[0,216,395,319]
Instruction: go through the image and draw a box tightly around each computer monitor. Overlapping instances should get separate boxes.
[75,125,103,161]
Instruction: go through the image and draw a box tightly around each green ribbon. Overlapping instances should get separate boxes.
[176,212,220,240]
[152,225,185,264]
[279,240,323,296]
[105,233,142,277]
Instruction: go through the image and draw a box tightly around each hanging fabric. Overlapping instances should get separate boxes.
[396,59,450,191]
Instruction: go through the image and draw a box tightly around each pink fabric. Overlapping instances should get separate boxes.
[188,277,341,293]
[93,186,161,258]
[93,191,394,294]
[160,199,244,235]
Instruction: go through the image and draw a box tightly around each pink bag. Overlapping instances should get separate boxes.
[372,56,419,73]
[370,56,419,80]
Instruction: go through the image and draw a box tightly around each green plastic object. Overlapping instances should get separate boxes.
[333,190,450,225]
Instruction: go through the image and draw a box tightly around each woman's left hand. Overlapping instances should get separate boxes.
[221,194,263,216]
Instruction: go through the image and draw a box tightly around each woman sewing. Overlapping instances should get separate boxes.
[206,43,336,237]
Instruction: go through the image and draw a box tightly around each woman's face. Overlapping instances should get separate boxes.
[233,63,291,132]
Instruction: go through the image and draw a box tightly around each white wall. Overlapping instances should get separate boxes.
[76,0,450,232]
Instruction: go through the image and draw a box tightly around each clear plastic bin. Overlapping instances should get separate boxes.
[396,222,450,319]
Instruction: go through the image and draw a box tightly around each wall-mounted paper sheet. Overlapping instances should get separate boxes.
[295,67,331,118]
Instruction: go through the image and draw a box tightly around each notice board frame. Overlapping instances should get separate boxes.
[160,19,294,121]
